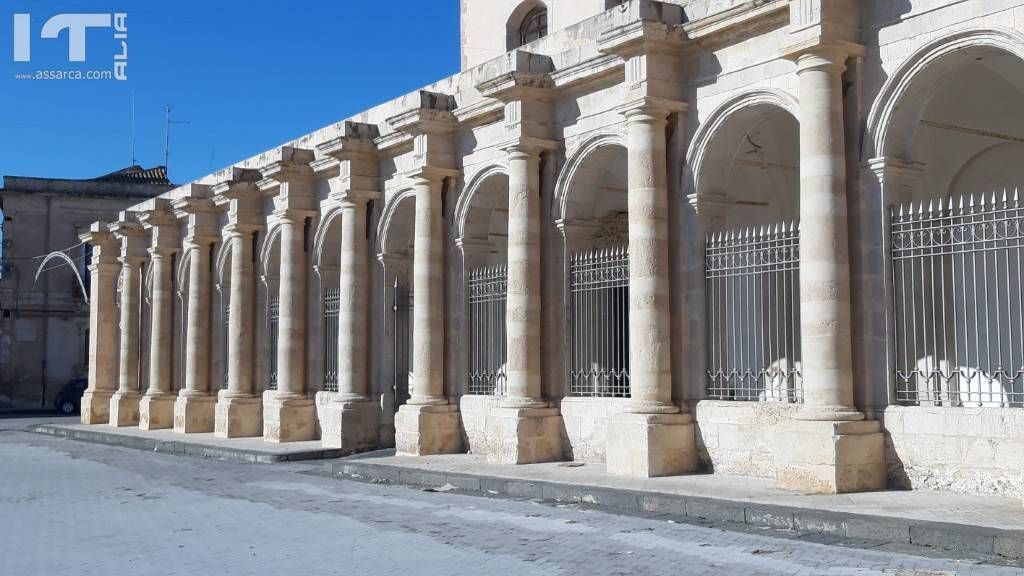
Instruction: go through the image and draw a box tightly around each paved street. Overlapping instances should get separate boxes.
[1,423,1021,576]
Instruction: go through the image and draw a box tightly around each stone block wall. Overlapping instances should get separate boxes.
[694,400,799,478]
[884,406,1024,498]
[459,395,502,454]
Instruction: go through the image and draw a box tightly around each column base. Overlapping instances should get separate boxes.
[485,407,563,465]
[395,404,462,456]
[80,390,114,425]
[774,419,885,494]
[139,394,176,430]
[320,396,379,451]
[108,391,141,427]
[262,391,316,443]
[173,393,216,434]
[214,394,263,439]
[606,412,697,477]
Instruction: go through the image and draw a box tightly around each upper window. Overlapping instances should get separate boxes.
[519,7,548,47]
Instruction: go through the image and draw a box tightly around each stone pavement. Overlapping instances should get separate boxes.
[2,429,1023,576]
[328,452,1024,560]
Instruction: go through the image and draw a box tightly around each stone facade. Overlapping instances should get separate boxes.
[0,167,172,411]
[76,0,1024,497]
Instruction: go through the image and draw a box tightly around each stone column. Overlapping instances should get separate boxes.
[139,245,176,429]
[605,98,697,477]
[263,210,316,442]
[79,226,119,424]
[174,239,217,433]
[772,46,885,494]
[215,225,263,438]
[486,143,562,465]
[109,223,146,427]
[323,196,379,450]
[394,171,461,455]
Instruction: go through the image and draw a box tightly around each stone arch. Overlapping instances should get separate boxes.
[686,88,800,229]
[214,238,232,287]
[258,223,282,278]
[553,130,628,225]
[313,204,343,271]
[454,164,510,265]
[376,188,417,257]
[507,0,547,51]
[865,26,1024,162]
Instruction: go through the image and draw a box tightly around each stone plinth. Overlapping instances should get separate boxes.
[108,391,141,427]
[774,419,885,494]
[485,407,563,465]
[174,394,216,434]
[262,392,316,443]
[320,397,379,451]
[606,412,697,477]
[80,390,114,425]
[215,394,263,439]
[395,404,462,456]
[139,394,176,430]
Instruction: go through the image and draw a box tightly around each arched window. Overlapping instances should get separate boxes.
[519,7,547,46]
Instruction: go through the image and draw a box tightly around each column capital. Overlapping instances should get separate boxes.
[598,19,684,60]
[79,221,117,250]
[318,121,380,161]
[476,50,555,101]
[784,0,862,60]
[617,96,687,120]
[500,137,558,158]
[272,207,315,225]
[864,156,926,182]
[386,91,458,136]
[258,146,317,185]
[222,222,263,238]
[408,165,460,185]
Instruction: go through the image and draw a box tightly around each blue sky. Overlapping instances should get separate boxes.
[0,0,461,184]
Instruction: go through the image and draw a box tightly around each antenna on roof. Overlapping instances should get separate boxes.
[163,104,191,178]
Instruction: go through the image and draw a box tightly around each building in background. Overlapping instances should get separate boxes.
[0,166,173,410]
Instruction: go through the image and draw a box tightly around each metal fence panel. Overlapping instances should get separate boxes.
[393,281,412,410]
[568,245,630,397]
[891,191,1024,406]
[467,265,507,396]
[268,295,279,391]
[322,288,340,393]
[705,223,803,402]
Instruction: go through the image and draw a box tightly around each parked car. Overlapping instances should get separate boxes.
[54,378,88,414]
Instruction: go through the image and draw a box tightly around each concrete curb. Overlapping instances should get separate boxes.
[328,459,1024,561]
[28,424,346,464]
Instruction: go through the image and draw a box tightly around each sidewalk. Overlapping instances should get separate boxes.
[28,421,1024,561]
[29,423,344,463]
[329,451,1024,561]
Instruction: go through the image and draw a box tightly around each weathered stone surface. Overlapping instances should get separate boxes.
[395,404,462,456]
[214,395,263,439]
[174,394,216,434]
[606,412,697,477]
[320,398,378,451]
[262,392,317,443]
[485,407,563,465]
[109,391,141,428]
[139,394,176,431]
[774,420,885,494]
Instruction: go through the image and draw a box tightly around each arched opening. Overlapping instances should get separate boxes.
[214,243,231,392]
[258,230,281,393]
[457,170,510,398]
[378,193,416,416]
[558,140,630,398]
[690,94,801,403]
[872,35,1024,407]
[507,1,547,51]
[314,210,342,394]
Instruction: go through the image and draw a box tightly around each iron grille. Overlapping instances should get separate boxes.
[568,246,630,397]
[467,265,507,396]
[891,191,1024,406]
[705,223,803,402]
[268,295,279,391]
[393,281,412,410]
[322,288,340,393]
[222,301,230,389]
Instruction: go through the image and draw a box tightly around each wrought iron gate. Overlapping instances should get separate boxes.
[568,246,630,397]
[891,192,1024,406]
[321,288,340,393]
[392,280,412,410]
[704,223,803,402]
[467,265,507,396]
[222,301,230,389]
[268,295,279,391]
